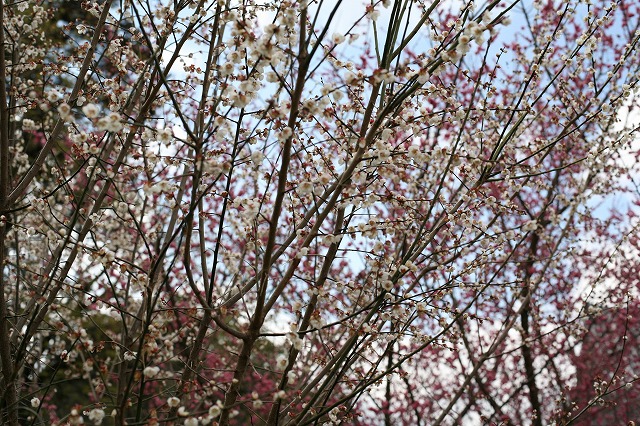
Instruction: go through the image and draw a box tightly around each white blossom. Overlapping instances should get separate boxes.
[332,33,345,44]
[167,396,180,407]
[88,408,106,425]
[82,103,100,118]
[143,366,160,378]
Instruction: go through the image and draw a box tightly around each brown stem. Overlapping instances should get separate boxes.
[218,6,310,425]
[0,0,18,422]
[0,229,18,425]
[520,231,543,426]
[384,346,393,426]
[265,207,346,425]
[455,316,507,420]
[520,306,543,426]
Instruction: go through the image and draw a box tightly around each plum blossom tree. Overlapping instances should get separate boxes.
[0,0,639,425]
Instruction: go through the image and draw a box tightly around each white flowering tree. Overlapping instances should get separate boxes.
[1,0,639,425]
